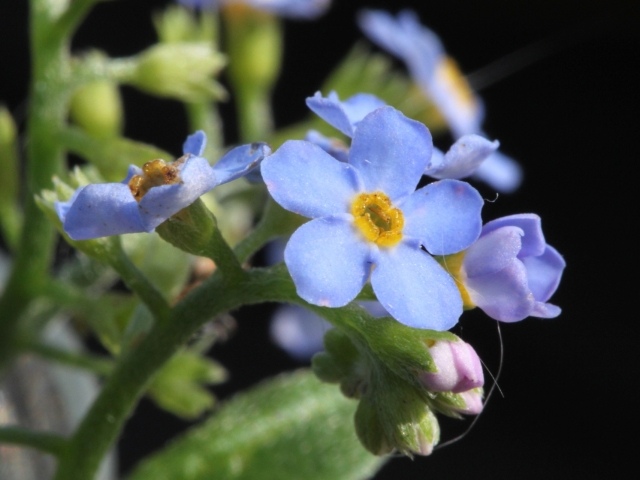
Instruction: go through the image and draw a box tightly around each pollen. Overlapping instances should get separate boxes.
[128,157,184,201]
[351,191,404,247]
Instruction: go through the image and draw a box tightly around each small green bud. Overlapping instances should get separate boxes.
[224,7,282,91]
[131,43,227,103]
[154,5,218,44]
[69,81,123,138]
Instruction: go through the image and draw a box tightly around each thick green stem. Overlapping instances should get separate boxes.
[0,427,68,457]
[0,0,72,367]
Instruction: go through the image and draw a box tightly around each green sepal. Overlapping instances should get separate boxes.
[154,4,219,44]
[127,370,386,480]
[147,349,227,420]
[156,198,218,258]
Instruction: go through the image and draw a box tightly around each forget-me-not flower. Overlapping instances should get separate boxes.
[261,106,484,330]
[442,213,565,322]
[358,9,522,193]
[177,0,330,19]
[56,131,270,240]
[306,91,500,183]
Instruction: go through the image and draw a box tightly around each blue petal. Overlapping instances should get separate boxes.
[248,0,330,19]
[522,245,565,302]
[213,142,271,185]
[466,261,534,322]
[425,134,499,180]
[371,242,462,330]
[401,179,483,255]
[462,226,523,278]
[349,107,431,199]
[62,183,146,240]
[182,130,207,156]
[472,150,523,193]
[139,155,218,230]
[261,140,361,219]
[305,130,350,163]
[306,91,356,137]
[270,304,331,361]
[284,217,372,307]
[482,214,545,257]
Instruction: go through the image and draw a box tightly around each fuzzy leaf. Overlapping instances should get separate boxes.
[127,370,386,480]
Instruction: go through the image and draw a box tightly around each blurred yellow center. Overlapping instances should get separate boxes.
[351,192,404,247]
[128,157,184,202]
[435,251,475,309]
[434,56,479,116]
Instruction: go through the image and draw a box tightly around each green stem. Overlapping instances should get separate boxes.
[234,197,305,264]
[0,427,68,457]
[25,342,114,376]
[0,0,71,368]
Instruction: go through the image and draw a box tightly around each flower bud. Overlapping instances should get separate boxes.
[69,81,123,138]
[131,43,226,103]
[421,338,484,393]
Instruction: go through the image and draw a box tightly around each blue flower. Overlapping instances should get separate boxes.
[56,131,270,240]
[358,9,522,193]
[261,106,484,330]
[444,214,565,322]
[177,0,330,19]
[306,91,500,183]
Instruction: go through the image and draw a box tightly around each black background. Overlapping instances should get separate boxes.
[1,0,639,478]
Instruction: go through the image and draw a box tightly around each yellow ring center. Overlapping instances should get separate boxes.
[351,191,404,247]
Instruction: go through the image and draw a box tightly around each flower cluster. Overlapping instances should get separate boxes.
[2,0,568,474]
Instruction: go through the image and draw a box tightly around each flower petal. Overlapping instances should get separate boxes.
[522,245,565,302]
[269,304,331,360]
[262,140,360,218]
[371,242,462,330]
[466,261,534,322]
[472,150,523,193]
[305,130,350,163]
[182,130,207,156]
[425,134,499,180]
[482,213,545,257]
[349,106,431,199]
[62,183,146,240]
[463,226,523,278]
[212,142,271,185]
[306,91,355,137]
[402,179,483,255]
[285,217,372,307]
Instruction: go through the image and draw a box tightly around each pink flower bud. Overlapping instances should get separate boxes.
[421,339,484,393]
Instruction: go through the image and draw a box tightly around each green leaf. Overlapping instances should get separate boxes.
[127,370,387,480]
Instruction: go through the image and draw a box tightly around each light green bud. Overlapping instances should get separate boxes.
[132,43,227,103]
[69,81,123,138]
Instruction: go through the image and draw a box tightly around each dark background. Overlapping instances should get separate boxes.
[1,0,638,478]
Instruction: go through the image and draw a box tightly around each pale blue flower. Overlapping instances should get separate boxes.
[56,131,270,240]
[177,0,330,19]
[358,9,523,193]
[451,213,565,322]
[262,106,484,330]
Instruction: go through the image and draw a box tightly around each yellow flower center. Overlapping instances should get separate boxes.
[435,251,475,310]
[351,192,404,247]
[128,156,185,202]
[434,56,480,120]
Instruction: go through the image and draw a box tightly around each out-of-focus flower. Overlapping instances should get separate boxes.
[269,304,332,361]
[442,213,565,322]
[358,9,522,193]
[420,338,484,393]
[177,0,330,19]
[56,131,270,240]
[262,105,484,330]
